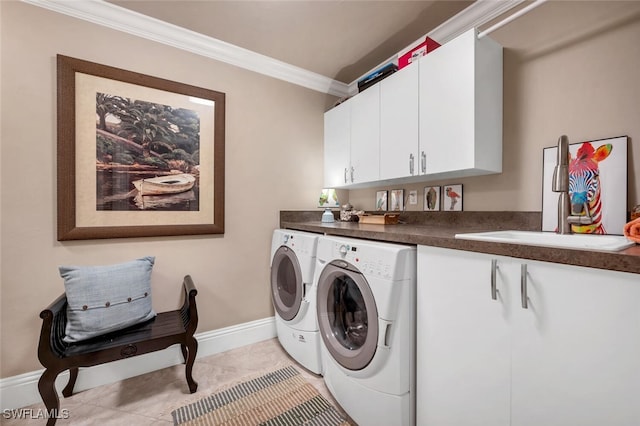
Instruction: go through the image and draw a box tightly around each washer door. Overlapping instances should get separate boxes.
[271,246,303,321]
[316,260,378,371]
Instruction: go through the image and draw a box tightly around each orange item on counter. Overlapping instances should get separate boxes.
[623,217,640,243]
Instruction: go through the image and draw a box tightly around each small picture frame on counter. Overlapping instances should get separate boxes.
[443,184,463,211]
[375,191,388,211]
[424,186,440,211]
[390,189,404,211]
[408,190,418,205]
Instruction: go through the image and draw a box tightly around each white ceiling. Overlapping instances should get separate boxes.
[108,0,474,83]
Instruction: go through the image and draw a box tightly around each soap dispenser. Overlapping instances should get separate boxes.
[321,208,335,223]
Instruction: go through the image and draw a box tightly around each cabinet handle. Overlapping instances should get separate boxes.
[521,264,528,309]
[344,168,348,184]
[421,151,426,174]
[409,153,415,175]
[490,259,498,300]
[350,166,354,183]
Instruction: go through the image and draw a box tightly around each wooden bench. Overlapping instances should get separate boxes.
[37,275,199,425]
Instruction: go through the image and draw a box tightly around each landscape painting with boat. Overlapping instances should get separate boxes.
[95,92,200,211]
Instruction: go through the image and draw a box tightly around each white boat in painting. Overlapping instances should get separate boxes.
[134,190,196,210]
[132,173,196,196]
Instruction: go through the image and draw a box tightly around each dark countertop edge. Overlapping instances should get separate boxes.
[281,221,640,275]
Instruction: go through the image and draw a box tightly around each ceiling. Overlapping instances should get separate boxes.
[108,0,474,84]
[42,0,640,95]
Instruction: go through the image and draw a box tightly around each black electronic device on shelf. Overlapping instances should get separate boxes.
[357,62,398,92]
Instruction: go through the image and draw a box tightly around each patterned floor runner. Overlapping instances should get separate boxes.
[171,365,351,425]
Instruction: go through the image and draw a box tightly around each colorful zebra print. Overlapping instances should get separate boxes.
[568,142,612,234]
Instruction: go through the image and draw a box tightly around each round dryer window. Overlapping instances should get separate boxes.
[316,260,378,371]
[270,246,303,321]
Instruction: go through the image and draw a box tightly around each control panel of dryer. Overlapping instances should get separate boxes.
[332,241,394,280]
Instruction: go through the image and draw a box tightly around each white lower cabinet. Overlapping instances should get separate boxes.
[417,245,640,426]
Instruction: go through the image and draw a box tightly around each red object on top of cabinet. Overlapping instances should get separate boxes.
[398,37,441,69]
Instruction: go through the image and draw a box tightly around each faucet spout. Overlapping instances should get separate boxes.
[552,135,572,234]
[552,135,569,192]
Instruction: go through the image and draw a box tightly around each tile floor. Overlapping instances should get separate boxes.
[3,338,353,425]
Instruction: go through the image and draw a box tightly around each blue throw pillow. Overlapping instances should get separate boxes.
[59,256,157,343]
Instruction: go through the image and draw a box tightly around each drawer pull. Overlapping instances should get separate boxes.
[491,259,499,300]
[521,264,528,309]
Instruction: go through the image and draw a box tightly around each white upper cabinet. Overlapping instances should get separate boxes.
[380,63,419,180]
[349,84,380,185]
[323,85,380,188]
[419,29,503,177]
[323,100,350,187]
[323,28,503,188]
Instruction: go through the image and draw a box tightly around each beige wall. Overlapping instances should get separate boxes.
[0,2,331,377]
[349,1,640,213]
[2,1,640,379]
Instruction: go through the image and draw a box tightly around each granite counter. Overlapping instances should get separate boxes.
[280,211,640,275]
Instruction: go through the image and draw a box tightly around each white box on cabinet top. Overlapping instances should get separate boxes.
[416,245,640,426]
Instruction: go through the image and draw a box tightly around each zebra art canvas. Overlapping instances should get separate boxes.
[542,136,628,235]
[568,142,612,234]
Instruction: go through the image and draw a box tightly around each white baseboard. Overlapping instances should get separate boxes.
[0,317,276,410]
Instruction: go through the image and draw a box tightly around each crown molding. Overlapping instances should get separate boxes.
[430,0,526,45]
[21,0,351,97]
[22,0,525,98]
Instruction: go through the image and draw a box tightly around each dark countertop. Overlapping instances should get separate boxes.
[280,211,640,275]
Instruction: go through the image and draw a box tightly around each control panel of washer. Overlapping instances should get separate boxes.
[280,233,316,257]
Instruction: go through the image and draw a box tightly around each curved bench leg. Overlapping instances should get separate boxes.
[180,344,188,365]
[184,337,198,393]
[38,368,62,426]
[62,367,78,398]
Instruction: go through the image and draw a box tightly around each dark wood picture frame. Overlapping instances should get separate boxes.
[57,55,225,240]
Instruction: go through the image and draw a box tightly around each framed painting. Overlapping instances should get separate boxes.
[57,55,225,240]
[542,135,627,235]
[390,189,404,211]
[443,184,463,211]
[375,191,388,211]
[424,186,440,211]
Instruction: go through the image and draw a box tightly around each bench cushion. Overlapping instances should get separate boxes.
[59,257,157,343]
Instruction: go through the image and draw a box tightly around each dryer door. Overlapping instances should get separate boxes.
[270,246,303,321]
[316,260,378,371]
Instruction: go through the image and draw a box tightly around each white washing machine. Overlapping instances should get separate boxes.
[314,235,416,426]
[270,229,322,374]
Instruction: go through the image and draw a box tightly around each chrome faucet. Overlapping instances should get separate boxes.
[551,135,593,234]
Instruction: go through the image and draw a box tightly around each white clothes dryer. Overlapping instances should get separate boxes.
[270,229,322,374]
[314,236,416,426]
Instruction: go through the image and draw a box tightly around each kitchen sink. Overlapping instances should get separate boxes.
[454,230,635,252]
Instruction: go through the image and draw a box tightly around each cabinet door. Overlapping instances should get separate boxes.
[418,29,502,177]
[419,30,475,174]
[323,100,350,187]
[511,261,640,426]
[349,85,380,184]
[417,246,511,426]
[380,64,419,180]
